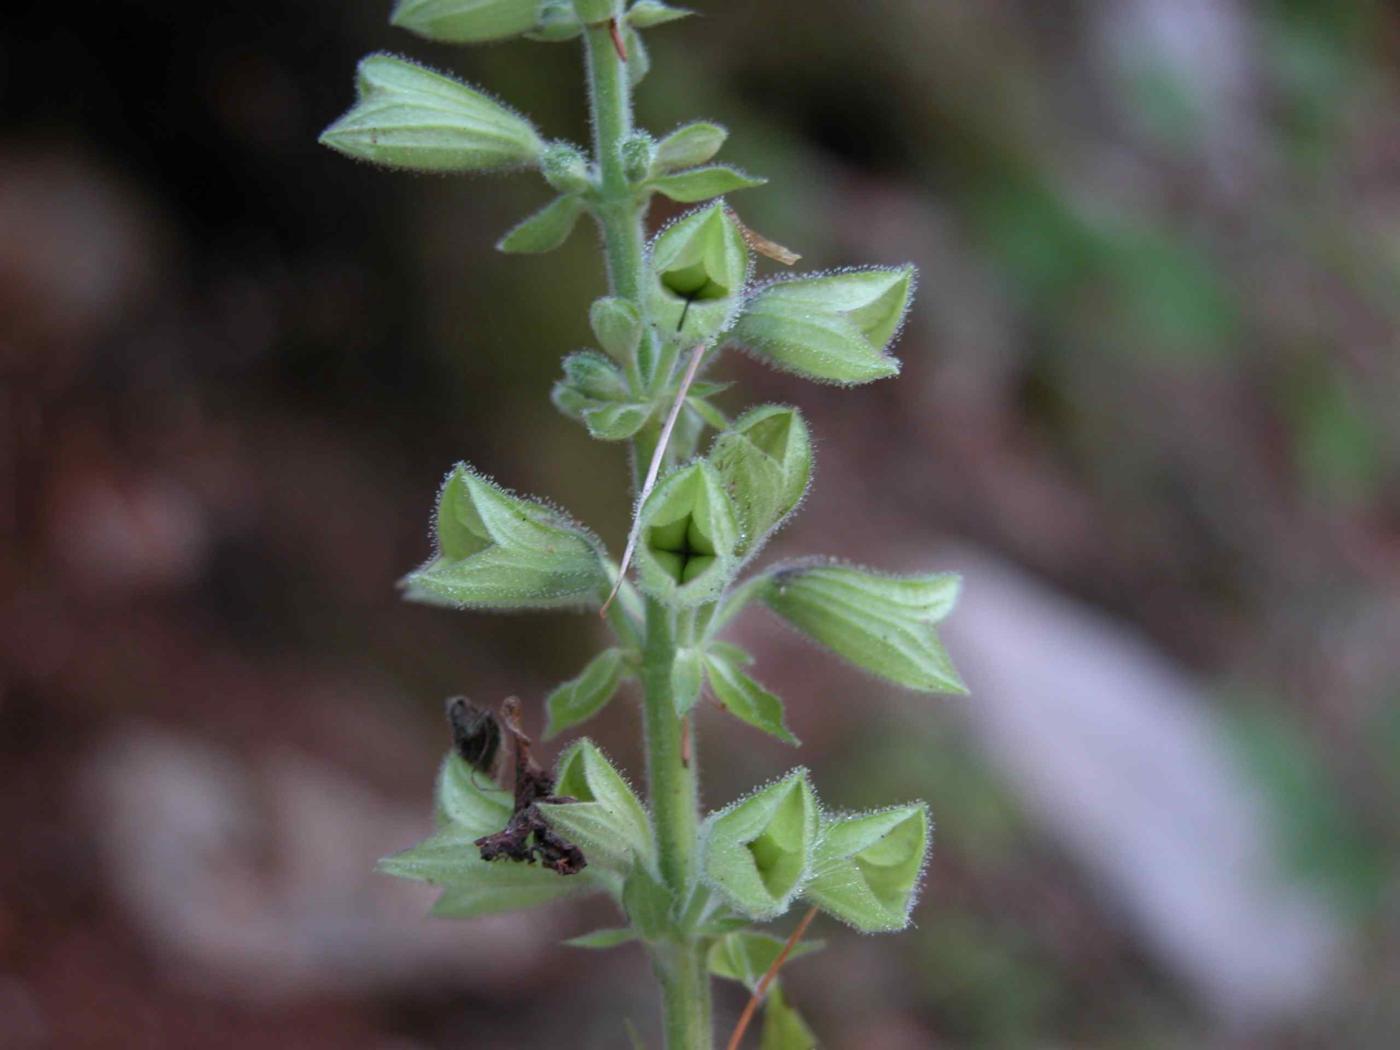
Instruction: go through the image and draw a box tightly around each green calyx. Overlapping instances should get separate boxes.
[708,404,812,556]
[636,461,740,605]
[701,770,819,920]
[733,266,916,385]
[403,463,607,609]
[648,203,750,342]
[319,53,543,173]
[805,804,930,932]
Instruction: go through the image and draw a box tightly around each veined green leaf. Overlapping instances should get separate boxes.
[708,930,823,991]
[654,121,728,171]
[761,561,966,693]
[320,54,542,172]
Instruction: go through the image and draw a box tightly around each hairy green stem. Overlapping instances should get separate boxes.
[583,20,711,1048]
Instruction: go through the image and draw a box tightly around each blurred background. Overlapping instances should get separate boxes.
[2,0,1398,1046]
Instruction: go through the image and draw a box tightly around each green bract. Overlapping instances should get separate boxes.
[626,0,693,28]
[707,930,822,991]
[498,194,586,253]
[654,122,728,172]
[538,739,654,873]
[708,404,812,556]
[804,804,929,932]
[320,54,543,172]
[647,203,751,342]
[650,165,766,204]
[391,0,546,43]
[380,753,600,916]
[733,266,916,385]
[760,561,966,692]
[545,647,629,737]
[403,463,607,609]
[701,770,819,919]
[635,461,741,605]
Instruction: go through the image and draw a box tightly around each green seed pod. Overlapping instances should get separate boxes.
[647,202,751,343]
[402,463,607,609]
[760,561,966,693]
[701,770,819,920]
[732,266,915,385]
[319,54,543,173]
[708,404,812,556]
[390,0,544,43]
[804,804,930,932]
[635,461,741,606]
[541,141,594,194]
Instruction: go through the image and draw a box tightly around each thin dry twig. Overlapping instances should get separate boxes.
[724,906,819,1050]
[601,342,707,615]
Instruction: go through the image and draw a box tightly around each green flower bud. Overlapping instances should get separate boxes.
[804,804,929,932]
[635,461,741,606]
[654,121,728,172]
[701,770,819,920]
[538,739,654,873]
[319,54,543,173]
[621,132,656,184]
[589,296,643,362]
[403,463,607,609]
[733,266,915,385]
[551,352,651,440]
[647,202,751,342]
[760,561,966,693]
[708,404,812,556]
[541,141,594,194]
[390,0,544,43]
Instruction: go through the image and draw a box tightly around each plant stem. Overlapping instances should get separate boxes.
[583,19,711,1048]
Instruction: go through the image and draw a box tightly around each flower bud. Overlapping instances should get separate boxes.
[636,461,741,606]
[733,266,915,385]
[804,804,929,932]
[320,54,543,173]
[403,463,607,609]
[708,404,812,555]
[621,132,656,184]
[391,0,544,43]
[760,561,966,693]
[647,203,750,342]
[701,770,819,919]
[540,141,594,194]
[551,352,651,440]
[589,296,643,362]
